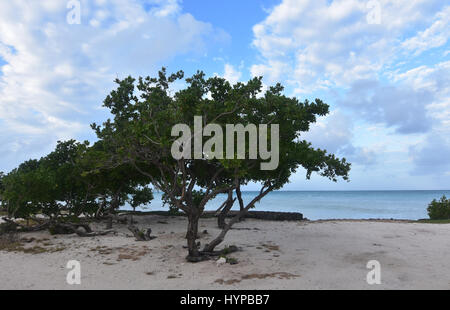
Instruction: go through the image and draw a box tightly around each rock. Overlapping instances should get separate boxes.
[203,230,208,234]
[216,257,227,266]
[227,257,238,265]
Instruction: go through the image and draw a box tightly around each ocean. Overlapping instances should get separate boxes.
[125,190,450,220]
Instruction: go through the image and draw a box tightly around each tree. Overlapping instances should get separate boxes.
[2,159,50,219]
[427,195,450,220]
[93,68,351,261]
[42,140,99,218]
[129,186,154,213]
[1,139,154,236]
[1,141,96,220]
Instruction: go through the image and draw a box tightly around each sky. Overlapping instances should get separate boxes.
[0,0,449,190]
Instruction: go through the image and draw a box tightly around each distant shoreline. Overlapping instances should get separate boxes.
[139,190,450,221]
[117,210,450,224]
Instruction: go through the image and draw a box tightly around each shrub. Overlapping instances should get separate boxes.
[427,195,450,220]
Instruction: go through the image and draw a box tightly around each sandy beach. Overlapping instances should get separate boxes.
[1,215,450,290]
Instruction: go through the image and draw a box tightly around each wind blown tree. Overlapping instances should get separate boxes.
[1,159,45,219]
[1,139,153,236]
[0,141,153,237]
[93,68,351,261]
[1,141,99,221]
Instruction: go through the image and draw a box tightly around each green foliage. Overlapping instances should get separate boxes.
[2,139,154,220]
[81,140,154,216]
[1,141,92,218]
[1,159,51,218]
[161,192,183,215]
[427,195,450,220]
[129,186,154,211]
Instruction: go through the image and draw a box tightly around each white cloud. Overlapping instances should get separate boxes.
[251,0,448,93]
[339,79,434,134]
[0,0,224,171]
[149,0,181,17]
[409,134,450,175]
[301,110,377,166]
[249,0,450,180]
[393,61,450,125]
[222,63,242,84]
[401,6,450,56]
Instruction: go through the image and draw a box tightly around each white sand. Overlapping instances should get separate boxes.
[1,215,449,290]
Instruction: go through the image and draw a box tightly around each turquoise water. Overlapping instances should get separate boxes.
[126,190,450,220]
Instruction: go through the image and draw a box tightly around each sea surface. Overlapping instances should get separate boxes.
[124,190,450,220]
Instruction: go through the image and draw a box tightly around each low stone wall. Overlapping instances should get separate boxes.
[121,210,304,221]
[225,210,303,221]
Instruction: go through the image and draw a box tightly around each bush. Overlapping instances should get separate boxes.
[427,195,450,220]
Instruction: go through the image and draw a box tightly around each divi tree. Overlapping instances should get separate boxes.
[1,139,153,233]
[1,140,97,219]
[93,68,351,262]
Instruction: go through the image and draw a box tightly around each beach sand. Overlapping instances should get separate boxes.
[1,215,449,290]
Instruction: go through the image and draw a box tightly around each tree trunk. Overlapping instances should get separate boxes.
[203,185,273,253]
[186,212,202,262]
[106,196,119,229]
[218,191,235,229]
[106,215,113,230]
[236,185,244,212]
[106,188,123,229]
[49,222,115,237]
[236,184,245,221]
[95,197,107,219]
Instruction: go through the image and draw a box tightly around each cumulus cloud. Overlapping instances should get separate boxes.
[222,63,242,84]
[250,0,450,178]
[0,0,224,172]
[401,6,450,56]
[251,0,449,89]
[251,0,448,92]
[339,79,434,134]
[301,110,377,166]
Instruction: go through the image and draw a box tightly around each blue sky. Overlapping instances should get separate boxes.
[0,0,449,190]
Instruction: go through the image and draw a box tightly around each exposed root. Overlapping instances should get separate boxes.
[1,217,49,233]
[128,225,155,241]
[49,222,115,237]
